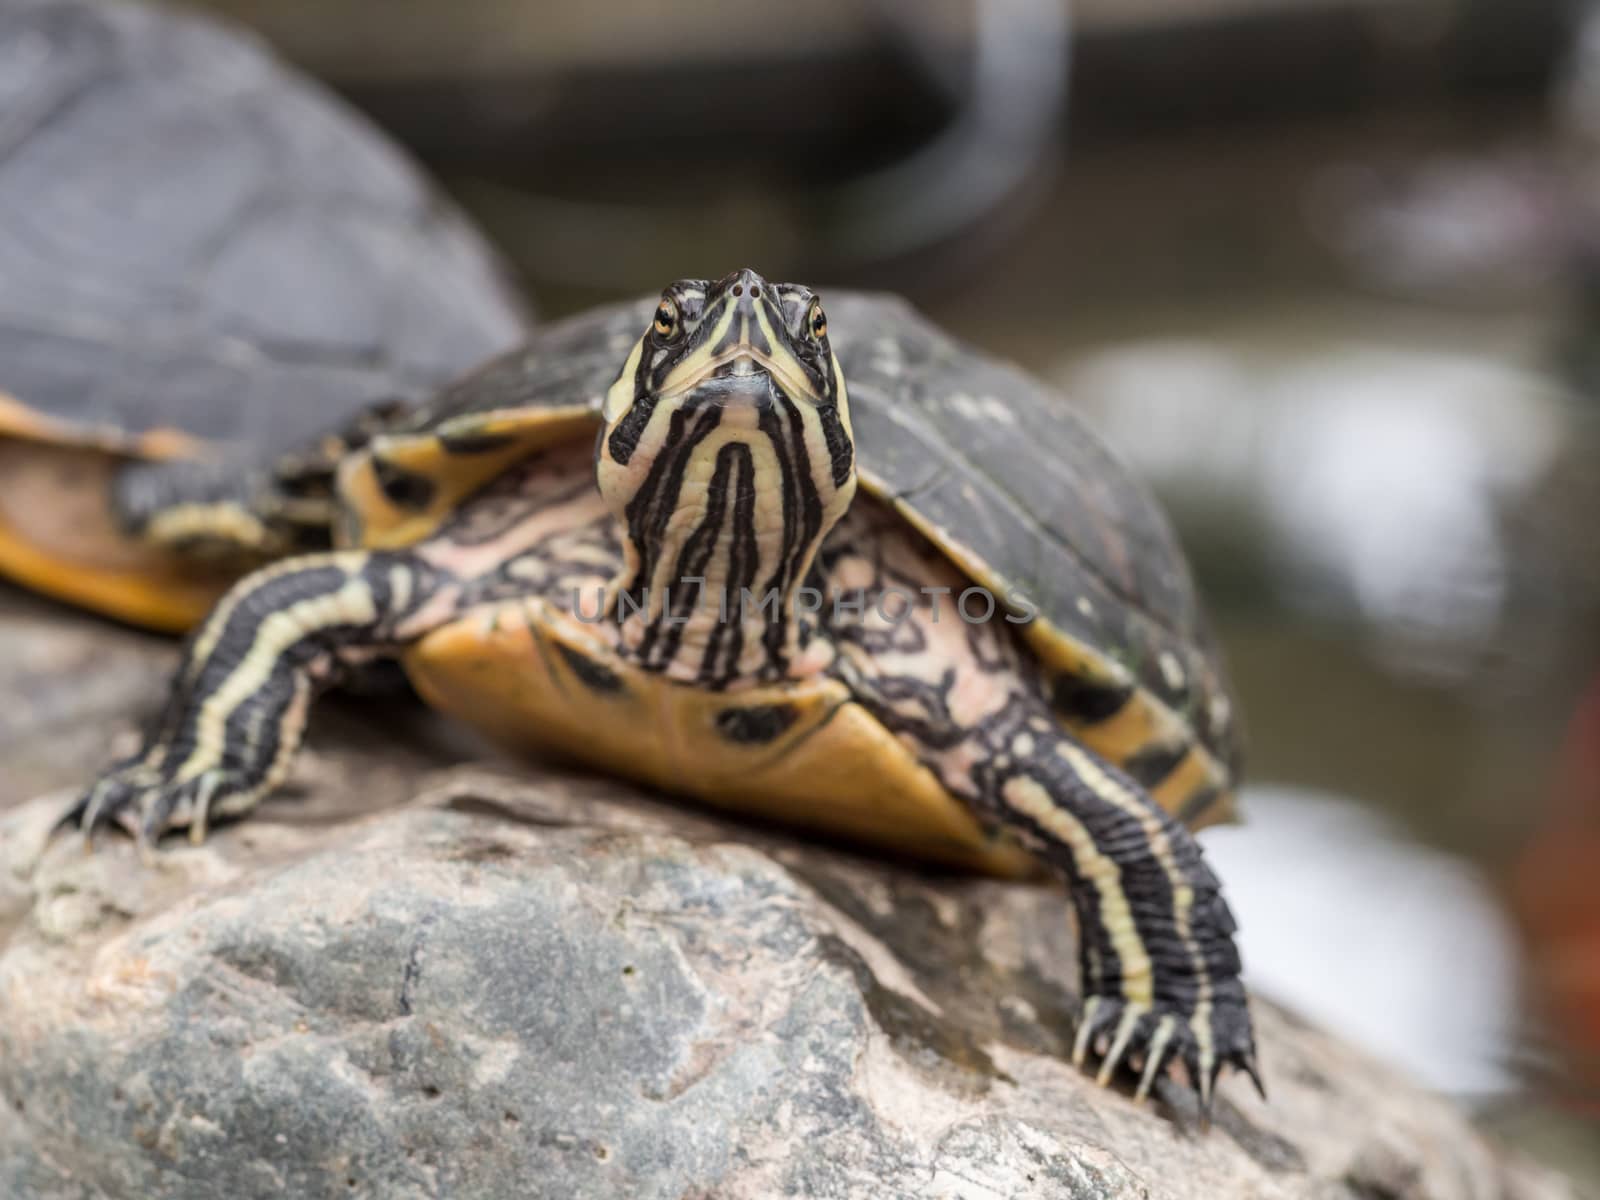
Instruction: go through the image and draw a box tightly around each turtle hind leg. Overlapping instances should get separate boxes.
[112,396,417,562]
[979,716,1262,1117]
[112,458,292,561]
[59,548,452,846]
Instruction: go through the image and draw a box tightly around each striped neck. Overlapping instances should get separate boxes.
[598,372,855,689]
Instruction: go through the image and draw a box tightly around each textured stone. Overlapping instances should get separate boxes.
[0,790,1581,1196]
[0,587,171,811]
[0,596,1585,1199]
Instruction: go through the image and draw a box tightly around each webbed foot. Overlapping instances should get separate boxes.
[55,549,442,855]
[57,759,258,847]
[1073,989,1263,1120]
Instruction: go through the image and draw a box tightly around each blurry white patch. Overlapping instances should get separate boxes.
[946,393,1017,425]
[1207,693,1231,732]
[1203,785,1518,1099]
[1063,341,1259,488]
[462,1034,521,1087]
[1311,157,1561,294]
[869,336,904,376]
[1260,349,1561,683]
[1062,340,1568,685]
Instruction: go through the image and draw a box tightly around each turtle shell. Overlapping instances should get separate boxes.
[340,293,1243,818]
[0,0,527,462]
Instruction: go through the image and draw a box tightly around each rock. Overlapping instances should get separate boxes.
[0,753,1584,1197]
[0,587,173,811]
[0,591,1584,1198]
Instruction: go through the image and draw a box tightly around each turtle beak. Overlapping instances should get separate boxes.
[702,270,817,404]
[713,269,778,375]
[643,269,822,409]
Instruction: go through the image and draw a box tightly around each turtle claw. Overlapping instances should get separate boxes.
[55,761,249,850]
[1243,1059,1268,1102]
[1071,991,1260,1123]
[1133,1015,1181,1103]
[1071,995,1103,1068]
[1095,1001,1151,1087]
[56,762,148,842]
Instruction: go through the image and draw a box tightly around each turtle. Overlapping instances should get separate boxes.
[0,0,527,632]
[26,267,1261,1116]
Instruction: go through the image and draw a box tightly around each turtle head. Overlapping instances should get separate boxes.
[595,269,857,684]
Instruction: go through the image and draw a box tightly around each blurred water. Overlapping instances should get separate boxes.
[1062,338,1578,690]
[1205,786,1520,1098]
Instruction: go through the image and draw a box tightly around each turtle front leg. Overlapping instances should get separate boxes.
[821,532,1259,1117]
[973,714,1262,1116]
[61,549,451,846]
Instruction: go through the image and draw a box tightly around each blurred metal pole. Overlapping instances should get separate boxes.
[466,0,1070,288]
[825,0,1071,263]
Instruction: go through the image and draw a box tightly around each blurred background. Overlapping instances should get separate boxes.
[42,0,1600,1181]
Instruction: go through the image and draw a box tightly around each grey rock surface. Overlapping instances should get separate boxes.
[0,595,1586,1200]
[0,588,172,811]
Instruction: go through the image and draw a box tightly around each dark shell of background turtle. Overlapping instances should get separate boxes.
[0,0,530,460]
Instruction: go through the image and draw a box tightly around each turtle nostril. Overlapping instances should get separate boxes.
[733,284,744,297]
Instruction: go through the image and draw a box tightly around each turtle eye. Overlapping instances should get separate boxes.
[808,300,827,341]
[654,298,680,340]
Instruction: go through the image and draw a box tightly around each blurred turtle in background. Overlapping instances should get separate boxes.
[0,0,528,629]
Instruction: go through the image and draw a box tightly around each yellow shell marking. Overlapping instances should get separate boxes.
[339,406,598,550]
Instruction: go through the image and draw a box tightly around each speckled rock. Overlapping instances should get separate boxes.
[0,587,170,811]
[0,746,1584,1200]
[0,592,1583,1199]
